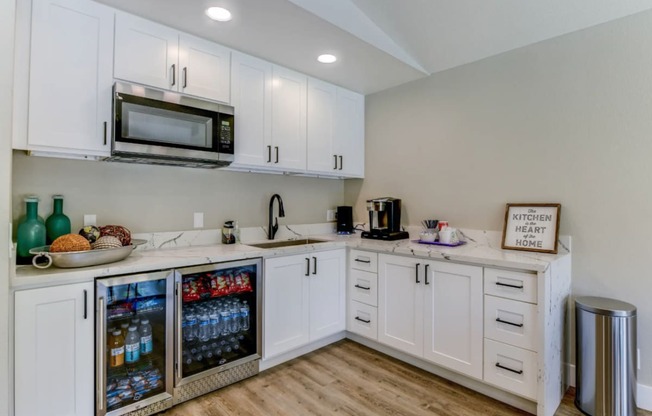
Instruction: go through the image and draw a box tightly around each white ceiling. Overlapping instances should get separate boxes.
[95,0,652,95]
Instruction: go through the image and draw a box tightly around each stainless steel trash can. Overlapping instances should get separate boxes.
[575,296,637,416]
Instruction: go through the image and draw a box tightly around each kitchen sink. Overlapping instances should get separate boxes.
[245,238,329,249]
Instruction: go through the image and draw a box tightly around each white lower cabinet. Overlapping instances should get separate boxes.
[484,339,537,400]
[14,282,94,416]
[263,249,345,359]
[378,254,483,379]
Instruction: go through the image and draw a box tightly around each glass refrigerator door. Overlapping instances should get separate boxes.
[175,259,261,385]
[96,270,174,416]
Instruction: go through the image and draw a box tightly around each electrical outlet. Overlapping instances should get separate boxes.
[326,209,336,222]
[83,214,97,226]
[193,212,204,228]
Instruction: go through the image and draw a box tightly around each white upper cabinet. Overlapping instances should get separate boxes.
[307,78,365,177]
[25,0,114,157]
[271,65,307,171]
[230,52,273,167]
[114,12,231,103]
[334,88,365,177]
[307,78,337,173]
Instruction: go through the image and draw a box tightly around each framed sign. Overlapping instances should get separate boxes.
[501,203,561,254]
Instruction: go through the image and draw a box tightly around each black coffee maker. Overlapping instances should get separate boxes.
[361,197,409,241]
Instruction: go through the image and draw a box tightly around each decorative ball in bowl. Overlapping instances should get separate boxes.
[419,231,437,243]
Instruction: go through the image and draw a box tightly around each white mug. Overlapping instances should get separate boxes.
[439,228,454,244]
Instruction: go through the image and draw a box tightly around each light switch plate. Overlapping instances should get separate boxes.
[193,212,204,228]
[326,209,336,222]
[84,214,97,226]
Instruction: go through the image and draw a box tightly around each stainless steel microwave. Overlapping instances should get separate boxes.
[106,81,234,168]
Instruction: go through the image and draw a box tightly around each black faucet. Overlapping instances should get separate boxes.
[268,194,285,240]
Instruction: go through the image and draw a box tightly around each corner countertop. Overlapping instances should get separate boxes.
[12,226,570,290]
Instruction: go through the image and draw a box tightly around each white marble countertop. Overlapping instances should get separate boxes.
[12,224,570,290]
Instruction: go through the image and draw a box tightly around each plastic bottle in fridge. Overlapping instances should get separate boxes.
[125,326,141,364]
[139,319,153,355]
[240,301,250,331]
[109,330,125,368]
[209,313,220,339]
[185,313,198,342]
[198,313,210,342]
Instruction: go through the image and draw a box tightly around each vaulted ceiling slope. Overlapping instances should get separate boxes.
[96,0,652,94]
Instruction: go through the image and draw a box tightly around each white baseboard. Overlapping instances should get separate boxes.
[565,363,652,411]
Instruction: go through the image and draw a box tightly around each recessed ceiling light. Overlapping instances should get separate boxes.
[318,54,337,64]
[205,7,232,22]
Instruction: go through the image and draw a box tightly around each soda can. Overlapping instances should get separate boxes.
[438,221,449,231]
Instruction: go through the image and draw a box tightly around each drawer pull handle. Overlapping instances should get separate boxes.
[354,284,371,290]
[495,281,524,289]
[355,316,371,324]
[354,258,371,264]
[496,318,523,327]
[495,362,523,375]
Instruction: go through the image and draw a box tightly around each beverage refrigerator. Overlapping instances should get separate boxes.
[96,270,175,416]
[95,258,262,415]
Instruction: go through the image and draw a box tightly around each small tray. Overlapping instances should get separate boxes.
[29,243,141,269]
[413,239,467,247]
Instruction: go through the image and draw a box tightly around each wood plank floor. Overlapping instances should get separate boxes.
[162,340,651,416]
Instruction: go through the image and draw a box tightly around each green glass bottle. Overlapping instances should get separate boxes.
[16,196,46,265]
[45,195,71,244]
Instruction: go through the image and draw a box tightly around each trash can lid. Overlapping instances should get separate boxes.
[575,296,636,317]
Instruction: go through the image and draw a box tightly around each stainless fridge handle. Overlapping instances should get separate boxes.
[176,280,183,381]
[97,296,105,411]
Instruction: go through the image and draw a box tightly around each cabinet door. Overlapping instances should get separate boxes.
[306,78,336,174]
[114,12,179,90]
[334,88,365,177]
[28,0,113,156]
[15,282,94,416]
[271,65,307,171]
[309,250,346,340]
[263,255,310,359]
[231,52,272,167]
[423,261,483,379]
[377,254,424,356]
[179,34,230,103]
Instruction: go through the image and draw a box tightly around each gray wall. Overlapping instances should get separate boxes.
[1,0,14,413]
[346,10,652,384]
[12,152,343,233]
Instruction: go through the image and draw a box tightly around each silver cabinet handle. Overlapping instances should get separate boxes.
[97,296,106,411]
[183,67,188,88]
[339,155,343,170]
[333,155,338,170]
[171,64,176,86]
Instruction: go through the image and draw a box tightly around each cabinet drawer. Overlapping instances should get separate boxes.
[484,268,537,304]
[347,300,377,340]
[484,339,537,400]
[349,269,378,307]
[484,295,537,351]
[349,250,377,273]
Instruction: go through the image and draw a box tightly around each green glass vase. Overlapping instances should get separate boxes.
[45,195,71,244]
[17,196,46,264]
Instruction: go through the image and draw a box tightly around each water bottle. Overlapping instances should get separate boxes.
[220,311,231,336]
[209,313,220,340]
[182,350,193,365]
[240,301,250,331]
[185,313,198,342]
[198,314,210,342]
[139,319,153,355]
[229,306,240,333]
[125,325,141,364]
